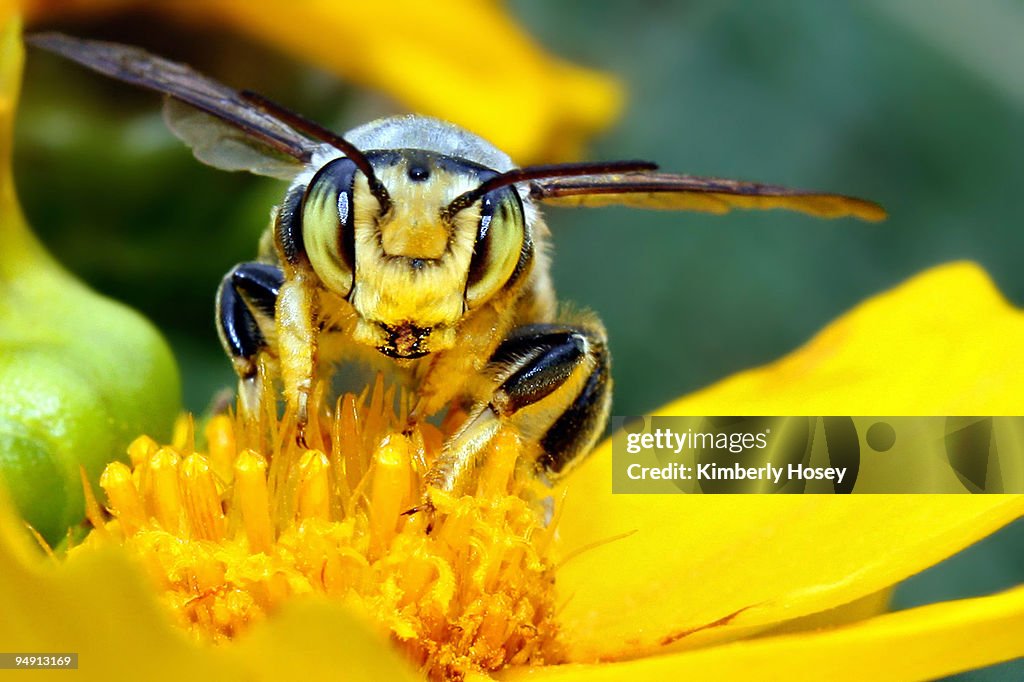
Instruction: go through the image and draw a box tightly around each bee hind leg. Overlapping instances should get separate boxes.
[215,262,284,417]
[424,322,611,497]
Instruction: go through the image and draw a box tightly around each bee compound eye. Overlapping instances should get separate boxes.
[301,157,359,298]
[464,187,527,308]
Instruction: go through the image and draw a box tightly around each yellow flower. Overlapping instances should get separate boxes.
[20,0,622,163]
[2,8,1023,682]
[3,264,1024,680]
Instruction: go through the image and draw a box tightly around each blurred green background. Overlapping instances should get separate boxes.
[13,2,1024,678]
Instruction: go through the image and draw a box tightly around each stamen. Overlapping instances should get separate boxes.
[147,448,183,534]
[171,415,195,454]
[99,461,146,535]
[204,415,236,481]
[235,449,273,553]
[180,454,226,541]
[369,435,413,553]
[127,434,158,469]
[296,450,331,523]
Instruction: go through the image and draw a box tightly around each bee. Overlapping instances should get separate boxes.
[29,33,885,496]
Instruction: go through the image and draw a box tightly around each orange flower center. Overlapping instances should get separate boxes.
[83,378,563,680]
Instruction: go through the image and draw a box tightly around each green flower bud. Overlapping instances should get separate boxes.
[0,19,180,545]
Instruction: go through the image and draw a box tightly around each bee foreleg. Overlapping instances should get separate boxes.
[275,269,319,439]
[424,322,610,496]
[216,262,283,417]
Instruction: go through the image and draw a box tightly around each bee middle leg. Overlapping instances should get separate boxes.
[215,262,283,416]
[423,322,611,496]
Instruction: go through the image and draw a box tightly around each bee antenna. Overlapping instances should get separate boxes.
[240,90,392,214]
[442,159,658,220]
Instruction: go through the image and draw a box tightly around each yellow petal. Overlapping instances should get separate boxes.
[23,0,622,163]
[0,482,421,680]
[229,602,421,682]
[554,494,1023,661]
[503,584,1024,682]
[668,261,1024,415]
[554,263,1024,661]
[0,490,241,679]
[202,0,622,162]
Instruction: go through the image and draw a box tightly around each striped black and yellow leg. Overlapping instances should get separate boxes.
[215,262,284,415]
[424,322,611,496]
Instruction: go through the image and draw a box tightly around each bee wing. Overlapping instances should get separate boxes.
[28,32,316,178]
[162,99,315,180]
[530,172,886,222]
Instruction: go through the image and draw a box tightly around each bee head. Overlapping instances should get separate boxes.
[293,150,529,359]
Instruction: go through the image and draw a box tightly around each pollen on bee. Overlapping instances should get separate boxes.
[79,376,564,680]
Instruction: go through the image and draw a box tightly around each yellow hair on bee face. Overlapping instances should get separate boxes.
[374,163,469,259]
[348,167,480,348]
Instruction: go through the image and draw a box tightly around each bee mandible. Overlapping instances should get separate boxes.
[29,34,886,496]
